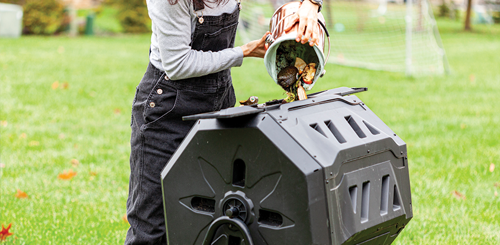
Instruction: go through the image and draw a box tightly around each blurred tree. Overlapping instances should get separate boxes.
[114,0,150,33]
[464,0,472,30]
[0,0,27,5]
[438,0,450,18]
[22,0,65,35]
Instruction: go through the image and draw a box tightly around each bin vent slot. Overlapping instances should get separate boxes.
[258,209,283,227]
[310,123,327,138]
[361,181,370,223]
[349,185,358,213]
[363,121,380,135]
[228,236,241,245]
[191,197,215,213]
[232,159,245,187]
[393,185,401,211]
[380,175,390,215]
[345,116,366,138]
[325,120,346,143]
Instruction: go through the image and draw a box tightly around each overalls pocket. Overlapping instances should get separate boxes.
[201,22,238,51]
[143,75,178,126]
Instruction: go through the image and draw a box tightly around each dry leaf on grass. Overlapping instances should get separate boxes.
[122,214,129,224]
[495,190,498,197]
[14,189,28,199]
[469,74,475,83]
[460,123,467,129]
[0,223,13,241]
[20,133,26,139]
[71,159,80,167]
[51,81,59,90]
[451,190,466,200]
[0,121,7,127]
[58,169,77,180]
[90,171,98,176]
[59,133,65,139]
[61,82,69,89]
[0,163,5,168]
[114,108,121,115]
[494,183,500,188]
[489,163,495,172]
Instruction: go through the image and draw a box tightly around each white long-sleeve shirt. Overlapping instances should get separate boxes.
[147,0,244,80]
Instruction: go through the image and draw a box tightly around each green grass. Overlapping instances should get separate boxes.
[1,20,500,244]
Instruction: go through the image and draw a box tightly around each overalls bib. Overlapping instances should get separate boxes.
[126,2,240,244]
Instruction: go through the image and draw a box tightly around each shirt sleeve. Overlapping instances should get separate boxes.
[147,0,244,80]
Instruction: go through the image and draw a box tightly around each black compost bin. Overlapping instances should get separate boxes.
[161,87,413,245]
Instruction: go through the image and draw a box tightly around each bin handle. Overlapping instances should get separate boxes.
[202,216,254,245]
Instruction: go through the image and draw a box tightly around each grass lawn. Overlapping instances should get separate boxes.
[1,19,499,244]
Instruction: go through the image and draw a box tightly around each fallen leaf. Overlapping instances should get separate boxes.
[337,53,345,63]
[495,190,498,197]
[451,190,466,200]
[469,74,475,83]
[489,163,495,172]
[114,108,121,115]
[74,144,78,149]
[0,121,7,127]
[20,133,27,139]
[14,189,28,199]
[71,159,80,167]
[460,123,467,129]
[0,163,5,168]
[0,223,13,241]
[122,214,128,224]
[61,82,69,89]
[494,182,500,188]
[90,171,98,176]
[52,81,59,90]
[28,141,40,146]
[58,169,77,180]
[59,133,65,139]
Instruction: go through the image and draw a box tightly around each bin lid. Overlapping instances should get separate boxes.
[183,87,367,121]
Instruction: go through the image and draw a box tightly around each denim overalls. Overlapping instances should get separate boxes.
[125,1,240,243]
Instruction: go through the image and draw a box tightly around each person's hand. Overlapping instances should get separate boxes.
[284,0,320,46]
[240,32,270,58]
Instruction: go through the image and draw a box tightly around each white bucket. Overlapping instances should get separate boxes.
[263,2,330,91]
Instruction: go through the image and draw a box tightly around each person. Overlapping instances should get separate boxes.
[125,0,322,243]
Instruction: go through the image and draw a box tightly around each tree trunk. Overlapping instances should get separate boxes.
[464,0,472,31]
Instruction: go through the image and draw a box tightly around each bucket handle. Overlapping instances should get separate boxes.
[265,12,331,66]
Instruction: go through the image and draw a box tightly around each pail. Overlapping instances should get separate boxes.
[264,1,330,91]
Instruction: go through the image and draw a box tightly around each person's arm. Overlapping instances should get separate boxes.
[284,0,321,46]
[241,31,269,58]
[148,0,268,80]
[148,0,243,80]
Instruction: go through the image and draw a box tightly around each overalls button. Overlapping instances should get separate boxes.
[149,102,156,108]
[157,89,163,94]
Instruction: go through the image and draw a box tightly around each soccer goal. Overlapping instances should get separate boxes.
[238,0,450,75]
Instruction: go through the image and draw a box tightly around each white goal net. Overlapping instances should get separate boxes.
[238,0,450,75]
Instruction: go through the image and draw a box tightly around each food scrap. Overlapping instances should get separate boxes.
[301,63,316,84]
[275,41,319,103]
[239,96,259,106]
